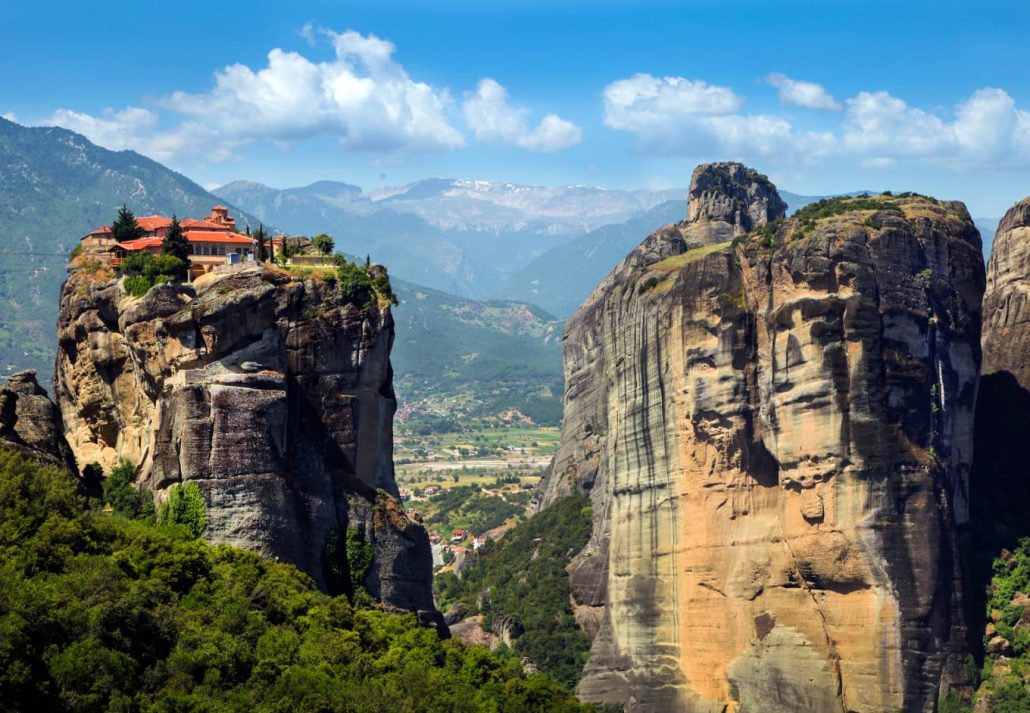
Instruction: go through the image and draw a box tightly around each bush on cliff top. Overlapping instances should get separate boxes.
[120,252,185,296]
[0,447,591,712]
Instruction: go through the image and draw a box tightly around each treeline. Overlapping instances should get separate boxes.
[0,449,591,712]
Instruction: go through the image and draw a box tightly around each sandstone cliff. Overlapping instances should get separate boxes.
[537,164,984,712]
[54,263,440,626]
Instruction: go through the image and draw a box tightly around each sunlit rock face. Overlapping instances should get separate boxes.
[537,165,984,712]
[55,264,441,628]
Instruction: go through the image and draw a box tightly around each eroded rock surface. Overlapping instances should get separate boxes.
[982,196,1030,383]
[0,369,76,470]
[55,264,440,626]
[537,165,983,711]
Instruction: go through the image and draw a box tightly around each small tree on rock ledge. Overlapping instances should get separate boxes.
[160,215,190,280]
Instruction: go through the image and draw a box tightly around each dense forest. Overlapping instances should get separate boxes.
[0,448,592,712]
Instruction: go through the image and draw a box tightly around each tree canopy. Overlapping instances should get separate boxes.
[312,233,335,255]
[160,215,190,280]
[0,448,593,713]
[110,205,143,243]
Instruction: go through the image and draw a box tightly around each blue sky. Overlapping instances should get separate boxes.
[2,0,1028,216]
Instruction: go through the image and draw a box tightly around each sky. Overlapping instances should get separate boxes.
[2,0,1028,216]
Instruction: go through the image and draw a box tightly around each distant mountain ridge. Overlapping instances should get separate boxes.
[0,117,263,381]
[220,177,685,236]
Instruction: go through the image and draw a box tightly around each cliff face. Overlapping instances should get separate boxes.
[55,264,439,625]
[969,196,1030,708]
[982,197,1030,383]
[538,164,984,712]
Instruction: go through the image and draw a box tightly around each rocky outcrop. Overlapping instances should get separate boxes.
[537,164,984,711]
[982,197,1030,384]
[0,369,76,470]
[969,195,1030,695]
[54,263,441,627]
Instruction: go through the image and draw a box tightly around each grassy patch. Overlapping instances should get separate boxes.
[651,241,733,271]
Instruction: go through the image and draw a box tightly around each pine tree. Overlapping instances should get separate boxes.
[110,205,143,243]
[254,224,268,262]
[161,215,190,280]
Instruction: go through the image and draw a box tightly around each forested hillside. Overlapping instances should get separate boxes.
[0,447,590,712]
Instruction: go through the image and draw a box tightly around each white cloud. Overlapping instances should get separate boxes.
[1,112,17,122]
[765,73,842,112]
[163,30,465,155]
[463,78,581,152]
[602,73,1030,171]
[44,106,203,161]
[603,74,743,131]
[601,73,833,161]
[42,29,466,163]
[843,88,1030,167]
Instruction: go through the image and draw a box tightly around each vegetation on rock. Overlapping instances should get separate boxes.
[119,252,185,296]
[0,447,592,712]
[157,482,207,538]
[435,494,594,690]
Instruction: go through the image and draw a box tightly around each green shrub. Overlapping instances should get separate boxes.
[68,243,83,260]
[123,275,152,296]
[345,527,374,592]
[791,197,902,225]
[336,257,372,301]
[102,459,155,519]
[158,481,207,538]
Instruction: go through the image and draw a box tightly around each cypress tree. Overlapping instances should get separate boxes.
[254,224,268,262]
[110,205,143,243]
[161,215,190,280]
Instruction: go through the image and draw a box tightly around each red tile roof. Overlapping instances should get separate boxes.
[181,219,229,231]
[136,216,171,231]
[117,238,164,251]
[185,230,254,245]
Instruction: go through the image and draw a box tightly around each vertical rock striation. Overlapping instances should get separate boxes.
[54,264,440,627]
[537,164,984,711]
[981,196,1030,383]
[969,196,1030,695]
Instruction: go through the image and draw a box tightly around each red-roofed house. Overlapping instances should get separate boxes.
[81,206,256,278]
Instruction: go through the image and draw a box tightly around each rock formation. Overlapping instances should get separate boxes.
[54,263,441,627]
[537,164,984,711]
[968,195,1030,710]
[982,196,1030,383]
[0,369,76,470]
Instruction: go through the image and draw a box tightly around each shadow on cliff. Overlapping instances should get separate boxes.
[965,370,1030,658]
